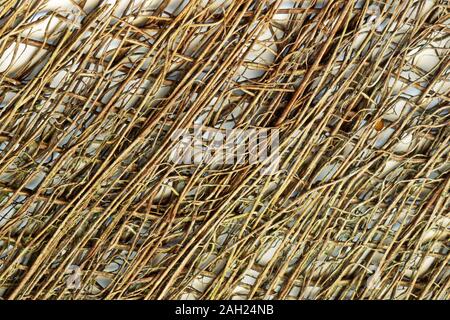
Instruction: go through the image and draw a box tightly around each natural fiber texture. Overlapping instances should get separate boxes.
[0,0,449,300]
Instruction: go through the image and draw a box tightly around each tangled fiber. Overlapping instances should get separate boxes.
[0,0,449,299]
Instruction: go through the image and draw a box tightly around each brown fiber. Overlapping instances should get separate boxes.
[0,0,448,299]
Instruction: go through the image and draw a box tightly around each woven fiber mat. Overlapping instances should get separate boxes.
[0,0,448,299]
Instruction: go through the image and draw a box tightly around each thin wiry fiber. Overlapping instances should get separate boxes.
[0,0,448,299]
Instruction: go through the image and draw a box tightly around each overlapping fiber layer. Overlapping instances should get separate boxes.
[0,0,448,299]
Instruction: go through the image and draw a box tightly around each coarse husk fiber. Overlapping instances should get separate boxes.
[0,0,448,299]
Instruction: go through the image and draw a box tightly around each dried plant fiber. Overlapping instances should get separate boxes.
[0,0,449,300]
